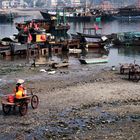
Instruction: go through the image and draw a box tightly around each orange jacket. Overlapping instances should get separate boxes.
[15,85,26,99]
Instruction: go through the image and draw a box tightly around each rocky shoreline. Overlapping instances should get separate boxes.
[0,63,140,140]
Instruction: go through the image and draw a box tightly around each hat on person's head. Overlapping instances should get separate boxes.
[17,79,25,84]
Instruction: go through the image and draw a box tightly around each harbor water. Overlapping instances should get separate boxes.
[1,15,140,67]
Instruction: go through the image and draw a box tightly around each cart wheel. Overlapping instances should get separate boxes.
[31,95,39,109]
[2,104,11,115]
[19,103,28,116]
[120,67,124,74]
[128,71,132,80]
[132,73,140,82]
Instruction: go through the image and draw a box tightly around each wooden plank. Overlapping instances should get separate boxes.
[16,96,31,99]
[54,63,69,68]
[1,100,15,105]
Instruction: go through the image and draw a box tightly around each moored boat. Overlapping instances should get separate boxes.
[40,7,95,22]
[77,32,108,48]
[0,9,14,22]
[15,18,70,34]
[113,6,140,20]
[15,19,52,32]
[113,32,140,46]
[79,56,108,64]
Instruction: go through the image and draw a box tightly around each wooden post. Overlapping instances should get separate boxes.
[26,43,30,64]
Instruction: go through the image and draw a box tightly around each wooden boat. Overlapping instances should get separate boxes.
[113,32,140,46]
[52,62,69,68]
[15,18,70,34]
[40,60,69,68]
[51,23,70,34]
[77,32,108,48]
[77,32,102,38]
[113,6,140,20]
[0,37,17,56]
[40,9,95,22]
[79,56,108,64]
[71,33,81,39]
[0,10,14,22]
[40,10,56,21]
[15,19,51,32]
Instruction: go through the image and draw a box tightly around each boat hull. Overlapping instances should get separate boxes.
[113,7,140,20]
[113,16,140,20]
[0,14,13,22]
[40,11,53,21]
[77,32,106,48]
[40,11,93,22]
[79,57,108,64]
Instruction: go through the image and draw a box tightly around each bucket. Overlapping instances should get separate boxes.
[8,95,14,103]
[111,66,116,71]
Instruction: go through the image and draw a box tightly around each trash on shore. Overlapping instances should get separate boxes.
[111,66,116,71]
[40,68,56,74]
[40,69,47,72]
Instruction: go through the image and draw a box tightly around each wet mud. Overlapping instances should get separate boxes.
[0,63,139,140]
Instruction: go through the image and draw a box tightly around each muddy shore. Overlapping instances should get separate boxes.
[0,62,140,140]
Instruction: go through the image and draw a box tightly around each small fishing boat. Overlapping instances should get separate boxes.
[113,6,140,20]
[15,18,70,34]
[79,56,108,64]
[77,32,108,48]
[40,5,96,22]
[113,32,140,46]
[52,62,69,68]
[15,19,51,32]
[0,9,14,22]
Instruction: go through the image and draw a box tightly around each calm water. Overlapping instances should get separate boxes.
[1,16,140,66]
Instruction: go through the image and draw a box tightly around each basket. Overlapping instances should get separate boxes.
[8,95,15,103]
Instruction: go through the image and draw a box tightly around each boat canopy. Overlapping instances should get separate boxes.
[85,37,101,43]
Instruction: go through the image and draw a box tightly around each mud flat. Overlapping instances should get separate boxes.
[0,63,139,140]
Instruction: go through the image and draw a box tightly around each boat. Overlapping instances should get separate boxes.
[51,23,70,34]
[0,9,14,22]
[79,56,108,64]
[40,10,56,21]
[77,32,102,38]
[15,17,70,34]
[40,1,101,23]
[71,33,81,39]
[40,10,94,22]
[113,32,140,46]
[77,32,108,48]
[113,6,140,20]
[52,62,69,68]
[15,19,51,32]
[49,60,69,68]
[0,14,13,22]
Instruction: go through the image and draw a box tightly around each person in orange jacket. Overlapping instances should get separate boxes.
[15,79,26,99]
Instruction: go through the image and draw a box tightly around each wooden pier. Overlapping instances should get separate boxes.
[0,39,81,57]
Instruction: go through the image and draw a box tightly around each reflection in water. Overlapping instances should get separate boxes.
[70,20,140,35]
[108,47,140,66]
[1,46,140,67]
[118,46,140,57]
[80,48,109,59]
[1,17,140,37]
